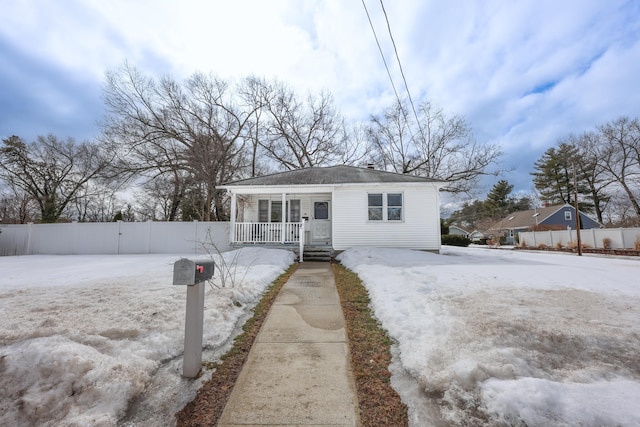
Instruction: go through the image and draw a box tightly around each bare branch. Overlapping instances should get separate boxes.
[367,99,502,193]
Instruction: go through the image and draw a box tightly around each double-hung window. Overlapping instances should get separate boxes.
[387,193,403,221]
[368,193,403,221]
[258,199,301,222]
[289,200,301,222]
[258,200,269,222]
[368,194,383,221]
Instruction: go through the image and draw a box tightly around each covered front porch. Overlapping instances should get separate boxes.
[227,189,333,259]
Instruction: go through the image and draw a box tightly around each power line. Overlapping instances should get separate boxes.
[360,0,403,108]
[361,0,429,174]
[378,0,425,141]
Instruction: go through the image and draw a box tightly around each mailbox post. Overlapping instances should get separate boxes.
[173,258,214,378]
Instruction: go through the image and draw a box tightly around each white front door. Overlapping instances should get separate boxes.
[310,200,331,244]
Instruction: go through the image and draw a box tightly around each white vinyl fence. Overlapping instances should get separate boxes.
[0,221,230,256]
[518,227,640,250]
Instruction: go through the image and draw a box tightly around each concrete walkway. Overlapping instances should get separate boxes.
[218,262,360,427]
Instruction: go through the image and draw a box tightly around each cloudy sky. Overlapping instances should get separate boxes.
[1,0,639,195]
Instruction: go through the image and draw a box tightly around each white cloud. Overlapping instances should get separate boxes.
[1,0,639,191]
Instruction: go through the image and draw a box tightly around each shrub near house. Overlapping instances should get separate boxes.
[441,234,471,247]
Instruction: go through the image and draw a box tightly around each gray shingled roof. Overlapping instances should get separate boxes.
[490,204,566,230]
[220,165,444,186]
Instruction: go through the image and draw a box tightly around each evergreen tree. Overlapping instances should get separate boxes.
[448,179,532,229]
[448,200,487,228]
[485,179,513,218]
[532,142,593,212]
[532,144,574,205]
[440,218,450,235]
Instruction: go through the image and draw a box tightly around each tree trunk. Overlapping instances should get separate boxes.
[620,180,640,217]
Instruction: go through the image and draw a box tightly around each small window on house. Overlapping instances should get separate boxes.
[565,211,572,221]
[387,193,403,221]
[258,200,269,222]
[314,201,329,220]
[289,199,301,222]
[271,201,282,223]
[368,194,383,221]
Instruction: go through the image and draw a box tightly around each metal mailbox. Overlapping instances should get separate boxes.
[172,257,215,378]
[194,260,215,283]
[173,259,214,286]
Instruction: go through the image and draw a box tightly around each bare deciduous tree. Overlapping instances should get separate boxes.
[598,116,640,218]
[340,122,371,166]
[237,76,275,177]
[0,186,38,224]
[0,135,111,223]
[101,62,257,220]
[255,80,353,169]
[72,182,121,222]
[368,99,502,193]
[566,131,612,224]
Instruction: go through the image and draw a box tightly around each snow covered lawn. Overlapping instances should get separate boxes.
[338,246,640,427]
[3,245,638,426]
[0,248,294,427]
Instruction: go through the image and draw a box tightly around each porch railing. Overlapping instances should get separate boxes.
[233,222,304,244]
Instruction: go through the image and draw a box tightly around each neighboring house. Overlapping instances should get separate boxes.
[218,165,446,253]
[490,204,601,245]
[448,225,469,237]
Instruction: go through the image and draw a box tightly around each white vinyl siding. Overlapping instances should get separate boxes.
[333,184,440,251]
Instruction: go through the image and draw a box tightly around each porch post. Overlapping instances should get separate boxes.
[229,192,236,244]
[281,192,286,244]
[299,218,304,262]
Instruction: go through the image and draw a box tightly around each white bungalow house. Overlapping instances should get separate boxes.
[218,165,445,258]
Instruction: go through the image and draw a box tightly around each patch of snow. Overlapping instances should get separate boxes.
[0,247,294,426]
[337,245,640,426]
[481,377,640,427]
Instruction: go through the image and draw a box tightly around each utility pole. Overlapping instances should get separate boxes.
[573,163,582,256]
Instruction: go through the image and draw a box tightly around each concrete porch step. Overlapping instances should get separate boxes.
[299,246,334,262]
[231,243,334,262]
